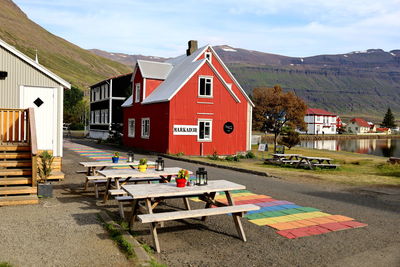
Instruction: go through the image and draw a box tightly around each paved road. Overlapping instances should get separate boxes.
[64,139,400,266]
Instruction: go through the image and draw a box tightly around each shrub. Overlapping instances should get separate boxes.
[208,151,219,160]
[245,151,256,159]
[69,122,84,130]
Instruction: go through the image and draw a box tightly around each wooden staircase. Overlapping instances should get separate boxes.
[0,108,39,206]
[0,143,38,206]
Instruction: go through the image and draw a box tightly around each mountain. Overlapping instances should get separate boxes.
[0,0,132,89]
[89,49,167,66]
[91,45,400,120]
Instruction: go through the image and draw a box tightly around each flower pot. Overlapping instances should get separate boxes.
[112,157,119,163]
[176,178,187,187]
[38,182,53,198]
[138,164,147,172]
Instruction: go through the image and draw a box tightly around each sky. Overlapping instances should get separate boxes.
[13,0,400,58]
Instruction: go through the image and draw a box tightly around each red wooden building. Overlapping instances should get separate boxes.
[121,41,254,156]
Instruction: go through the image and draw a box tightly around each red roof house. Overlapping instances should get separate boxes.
[304,108,337,134]
[347,118,372,134]
[121,41,254,155]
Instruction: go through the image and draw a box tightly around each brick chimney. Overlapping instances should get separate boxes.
[186,40,198,56]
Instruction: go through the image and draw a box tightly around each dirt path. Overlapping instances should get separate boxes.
[0,147,133,267]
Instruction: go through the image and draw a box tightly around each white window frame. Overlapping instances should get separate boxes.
[135,83,141,103]
[205,52,212,62]
[128,118,135,138]
[95,110,100,124]
[198,119,212,141]
[141,118,150,139]
[104,109,109,124]
[91,111,94,124]
[198,76,213,98]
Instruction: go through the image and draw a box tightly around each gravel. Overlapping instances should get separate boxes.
[1,138,399,267]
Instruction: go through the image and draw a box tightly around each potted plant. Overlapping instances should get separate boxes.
[112,152,120,163]
[138,158,148,172]
[176,169,189,187]
[37,150,54,198]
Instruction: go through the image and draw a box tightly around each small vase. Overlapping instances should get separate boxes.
[112,157,119,163]
[176,178,187,187]
[138,165,147,172]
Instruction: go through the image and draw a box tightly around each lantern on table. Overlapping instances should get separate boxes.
[196,167,208,186]
[127,151,134,162]
[155,156,164,171]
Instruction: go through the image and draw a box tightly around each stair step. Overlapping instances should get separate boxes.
[0,145,31,152]
[0,153,31,159]
[0,195,39,206]
[0,169,32,177]
[0,160,32,167]
[0,177,32,185]
[0,186,37,195]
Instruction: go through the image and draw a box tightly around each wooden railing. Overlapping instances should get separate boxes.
[0,108,29,143]
[0,108,38,186]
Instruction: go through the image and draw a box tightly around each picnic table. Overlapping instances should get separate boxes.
[295,156,338,170]
[79,160,156,190]
[97,167,192,202]
[122,180,260,252]
[272,154,301,165]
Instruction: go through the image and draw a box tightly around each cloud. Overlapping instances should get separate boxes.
[13,0,400,57]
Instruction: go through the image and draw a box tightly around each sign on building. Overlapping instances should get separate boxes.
[173,125,198,135]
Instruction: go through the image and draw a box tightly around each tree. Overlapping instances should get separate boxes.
[64,86,89,125]
[252,85,307,152]
[381,108,396,128]
[279,128,300,149]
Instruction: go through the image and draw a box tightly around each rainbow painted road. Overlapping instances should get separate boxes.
[65,140,367,239]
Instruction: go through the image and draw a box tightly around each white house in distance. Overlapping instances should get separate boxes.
[304,108,337,134]
[346,118,371,134]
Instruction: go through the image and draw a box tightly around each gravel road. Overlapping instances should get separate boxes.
[1,138,399,267]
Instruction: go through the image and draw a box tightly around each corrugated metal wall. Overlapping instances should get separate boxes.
[0,46,60,108]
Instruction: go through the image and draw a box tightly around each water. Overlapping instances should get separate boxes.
[298,138,400,158]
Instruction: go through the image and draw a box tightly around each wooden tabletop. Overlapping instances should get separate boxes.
[97,167,190,179]
[273,154,301,157]
[79,160,156,167]
[122,180,245,199]
[299,156,332,161]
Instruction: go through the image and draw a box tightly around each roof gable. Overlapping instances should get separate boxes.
[350,118,370,127]
[137,60,173,80]
[307,108,336,116]
[0,38,71,89]
[141,45,247,105]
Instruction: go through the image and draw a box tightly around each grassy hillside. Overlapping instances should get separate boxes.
[0,0,132,89]
[229,64,400,121]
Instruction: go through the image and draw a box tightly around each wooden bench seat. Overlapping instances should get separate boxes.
[388,157,400,164]
[138,204,260,223]
[76,170,87,174]
[312,163,339,168]
[47,171,64,181]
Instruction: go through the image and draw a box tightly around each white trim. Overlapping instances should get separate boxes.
[143,78,147,100]
[197,118,212,142]
[135,83,141,103]
[141,117,150,139]
[128,118,135,138]
[198,76,213,98]
[205,52,212,62]
[208,46,254,107]
[109,79,113,129]
[197,113,214,115]
[0,39,71,89]
[205,59,241,103]
[197,102,214,104]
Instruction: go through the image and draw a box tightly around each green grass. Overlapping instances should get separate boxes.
[0,262,13,267]
[188,146,400,187]
[103,223,136,259]
[150,259,168,267]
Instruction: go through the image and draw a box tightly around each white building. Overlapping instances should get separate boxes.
[304,108,337,134]
[346,118,371,134]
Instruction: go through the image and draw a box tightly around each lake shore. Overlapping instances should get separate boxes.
[259,134,400,142]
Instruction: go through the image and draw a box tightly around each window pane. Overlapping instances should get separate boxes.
[200,78,205,95]
[205,83,211,96]
[199,122,205,139]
